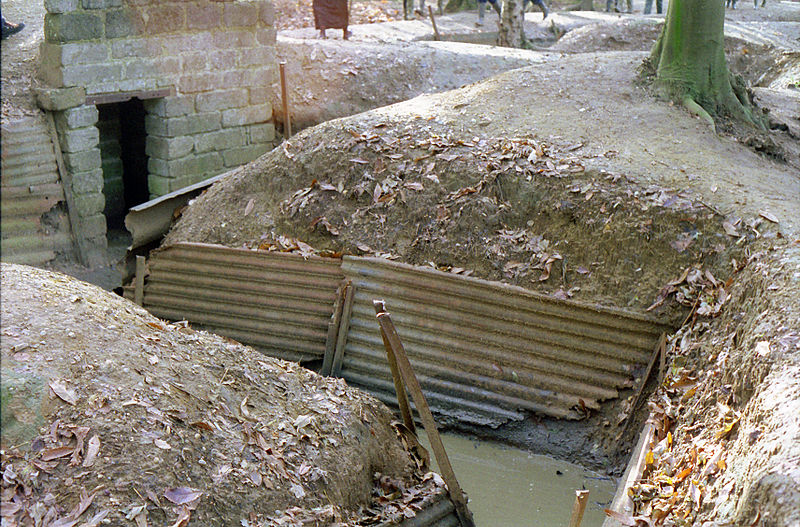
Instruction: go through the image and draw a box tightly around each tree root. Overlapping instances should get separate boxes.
[682,96,716,133]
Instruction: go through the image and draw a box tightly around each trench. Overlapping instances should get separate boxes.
[422,433,616,527]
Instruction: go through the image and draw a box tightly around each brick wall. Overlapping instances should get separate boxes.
[37,0,277,263]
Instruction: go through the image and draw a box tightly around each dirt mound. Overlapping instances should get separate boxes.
[548,18,662,53]
[0,264,441,526]
[164,102,754,324]
[626,242,800,526]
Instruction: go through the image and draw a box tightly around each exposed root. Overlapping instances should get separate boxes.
[682,96,716,133]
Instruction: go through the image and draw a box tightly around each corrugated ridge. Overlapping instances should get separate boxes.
[0,114,70,266]
[140,243,344,362]
[339,257,667,421]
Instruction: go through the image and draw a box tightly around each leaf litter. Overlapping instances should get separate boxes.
[1,264,446,526]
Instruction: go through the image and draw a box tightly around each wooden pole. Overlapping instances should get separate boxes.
[279,61,292,138]
[373,301,475,527]
[375,300,417,435]
[330,283,355,376]
[568,490,590,527]
[321,280,348,376]
[134,255,145,306]
[427,6,440,41]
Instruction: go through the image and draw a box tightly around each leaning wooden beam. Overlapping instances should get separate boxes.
[321,279,348,376]
[375,300,417,435]
[331,282,355,376]
[568,489,590,527]
[616,333,666,443]
[373,300,475,527]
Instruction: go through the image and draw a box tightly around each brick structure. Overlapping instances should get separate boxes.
[37,0,277,264]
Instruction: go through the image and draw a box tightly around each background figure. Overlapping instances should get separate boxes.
[644,0,662,13]
[606,0,632,12]
[476,0,501,26]
[313,0,351,39]
[1,16,25,39]
[523,0,549,18]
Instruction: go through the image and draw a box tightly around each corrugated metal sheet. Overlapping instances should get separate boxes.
[1,114,73,265]
[338,256,671,424]
[128,242,344,363]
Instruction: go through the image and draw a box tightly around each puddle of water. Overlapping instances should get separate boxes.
[421,433,616,527]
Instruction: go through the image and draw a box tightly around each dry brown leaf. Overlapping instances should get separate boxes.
[82,436,100,467]
[167,507,191,527]
[758,210,779,223]
[163,488,202,506]
[49,380,77,405]
[41,446,74,461]
[244,198,255,216]
[154,439,171,450]
[603,509,637,526]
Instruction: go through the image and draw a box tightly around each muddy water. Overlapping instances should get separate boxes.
[422,434,616,527]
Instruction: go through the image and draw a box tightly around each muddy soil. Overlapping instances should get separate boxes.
[1,264,441,526]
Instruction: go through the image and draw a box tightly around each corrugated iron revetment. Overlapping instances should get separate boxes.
[127,243,671,425]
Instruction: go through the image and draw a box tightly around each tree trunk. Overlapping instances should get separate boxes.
[498,0,524,48]
[650,0,762,128]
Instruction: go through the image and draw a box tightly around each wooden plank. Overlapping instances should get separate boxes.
[375,300,417,436]
[45,112,86,264]
[331,282,355,376]
[374,301,475,527]
[85,87,173,106]
[321,280,348,376]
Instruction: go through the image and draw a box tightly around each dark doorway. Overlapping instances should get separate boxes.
[97,99,150,230]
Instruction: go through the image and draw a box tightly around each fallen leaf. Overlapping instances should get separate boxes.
[403,182,424,191]
[755,341,770,357]
[82,436,100,467]
[41,446,74,461]
[289,483,306,499]
[148,355,159,366]
[163,487,202,506]
[167,507,191,527]
[293,414,312,429]
[758,210,779,223]
[49,380,78,405]
[244,198,255,216]
[603,509,637,526]
[722,221,739,237]
[154,439,171,450]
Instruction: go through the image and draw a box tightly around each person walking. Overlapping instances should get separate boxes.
[1,16,25,39]
[643,0,662,13]
[476,0,501,27]
[313,0,351,39]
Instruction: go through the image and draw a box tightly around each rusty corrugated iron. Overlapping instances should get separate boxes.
[1,114,72,265]
[130,242,343,363]
[338,256,671,424]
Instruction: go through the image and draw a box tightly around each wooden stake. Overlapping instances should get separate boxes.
[321,280,348,376]
[279,61,292,138]
[568,490,590,527]
[330,282,355,376]
[427,6,440,41]
[375,301,416,435]
[134,255,145,306]
[373,301,474,527]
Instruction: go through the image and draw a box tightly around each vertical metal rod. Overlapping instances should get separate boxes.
[331,282,355,376]
[134,255,146,306]
[568,490,590,527]
[375,301,416,435]
[373,301,474,527]
[279,61,292,138]
[427,6,440,41]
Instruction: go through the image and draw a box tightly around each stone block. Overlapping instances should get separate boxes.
[105,8,142,39]
[64,148,101,173]
[213,30,256,49]
[147,174,173,197]
[78,215,106,238]
[196,89,248,112]
[182,53,207,73]
[34,86,86,111]
[258,3,275,26]
[110,38,158,59]
[148,152,223,179]
[74,192,106,218]
[71,169,104,194]
[79,236,109,267]
[224,3,257,27]
[249,122,275,143]
[145,5,186,34]
[248,87,270,106]
[116,79,150,93]
[44,12,104,43]
[146,135,194,160]
[40,42,109,68]
[223,69,263,88]
[222,144,270,167]
[83,0,122,8]
[145,112,221,137]
[143,96,195,118]
[44,0,79,14]
[187,4,221,30]
[62,63,123,87]
[125,58,156,79]
[55,105,99,129]
[194,128,246,153]
[256,27,276,46]
[58,126,100,153]
[239,46,273,67]
[85,82,120,95]
[177,73,224,94]
[222,104,270,127]
[208,50,239,71]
